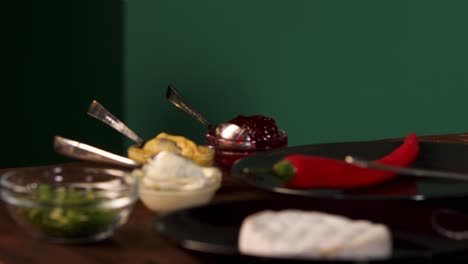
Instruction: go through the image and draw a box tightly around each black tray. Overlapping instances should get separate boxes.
[154,197,468,263]
[231,140,468,200]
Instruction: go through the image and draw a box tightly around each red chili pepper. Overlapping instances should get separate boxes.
[273,133,419,189]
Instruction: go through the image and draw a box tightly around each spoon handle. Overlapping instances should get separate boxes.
[54,136,140,168]
[87,100,145,145]
[166,84,211,128]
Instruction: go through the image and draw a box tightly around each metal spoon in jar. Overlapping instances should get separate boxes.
[166,84,250,141]
[87,100,145,146]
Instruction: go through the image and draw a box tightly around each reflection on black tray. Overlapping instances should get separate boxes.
[154,197,468,262]
[231,140,468,200]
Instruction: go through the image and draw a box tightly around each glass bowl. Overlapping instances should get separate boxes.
[191,146,215,167]
[205,130,288,169]
[139,176,221,215]
[0,166,139,243]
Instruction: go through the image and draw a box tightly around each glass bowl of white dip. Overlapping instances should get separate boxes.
[133,151,222,215]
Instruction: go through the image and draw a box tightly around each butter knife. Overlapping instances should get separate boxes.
[345,156,468,182]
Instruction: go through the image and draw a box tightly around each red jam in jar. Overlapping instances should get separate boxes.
[205,115,288,169]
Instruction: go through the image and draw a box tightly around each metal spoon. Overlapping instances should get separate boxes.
[87,100,145,146]
[52,136,139,192]
[87,100,183,154]
[54,136,140,168]
[166,84,250,141]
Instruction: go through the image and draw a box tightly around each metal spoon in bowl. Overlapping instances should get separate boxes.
[54,136,140,168]
[166,84,250,141]
[87,100,183,156]
[87,100,145,146]
[53,136,140,192]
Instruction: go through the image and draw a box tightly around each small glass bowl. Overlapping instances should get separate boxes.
[205,130,288,169]
[139,175,221,215]
[0,166,139,244]
[191,146,215,167]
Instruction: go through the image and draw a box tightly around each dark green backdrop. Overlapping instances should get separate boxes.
[4,0,468,168]
[126,0,468,146]
[3,1,125,167]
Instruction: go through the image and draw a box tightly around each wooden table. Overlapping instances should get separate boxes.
[0,165,276,264]
[1,133,468,263]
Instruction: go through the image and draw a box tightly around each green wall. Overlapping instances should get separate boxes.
[126,0,468,147]
[3,1,125,168]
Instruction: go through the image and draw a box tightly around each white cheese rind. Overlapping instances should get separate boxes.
[238,210,392,260]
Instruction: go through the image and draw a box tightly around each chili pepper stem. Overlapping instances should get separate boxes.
[241,160,296,185]
[272,160,295,183]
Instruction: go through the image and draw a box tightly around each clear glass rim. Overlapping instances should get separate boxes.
[0,166,139,208]
[206,129,288,150]
[139,179,221,195]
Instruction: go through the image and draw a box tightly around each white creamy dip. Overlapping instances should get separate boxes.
[136,151,220,191]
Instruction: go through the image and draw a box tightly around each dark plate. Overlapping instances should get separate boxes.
[231,140,468,200]
[154,197,468,263]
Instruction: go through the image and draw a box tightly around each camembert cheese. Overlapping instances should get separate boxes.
[238,210,392,260]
